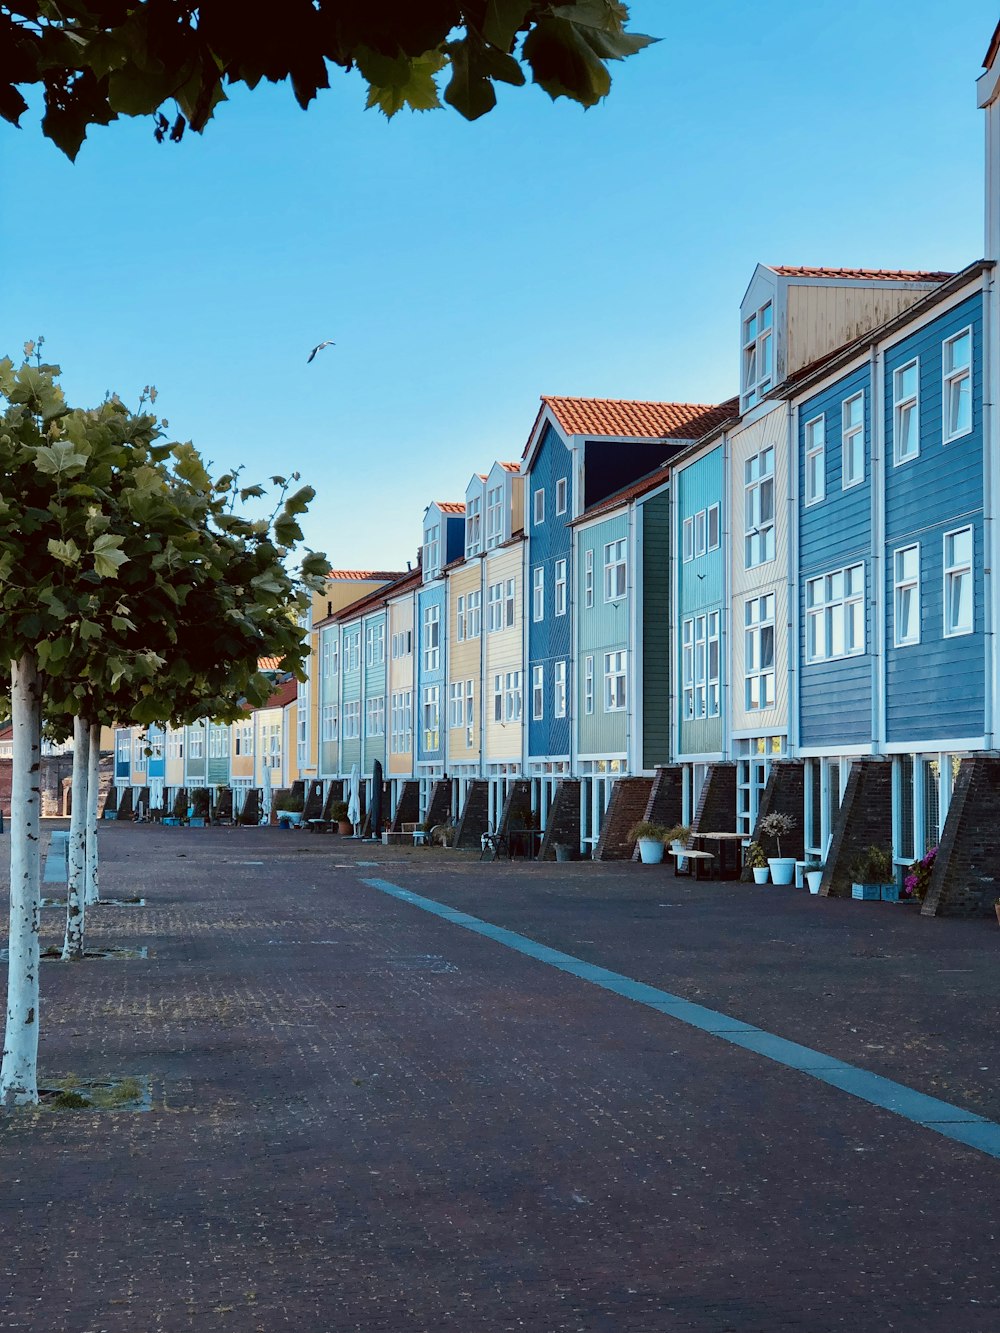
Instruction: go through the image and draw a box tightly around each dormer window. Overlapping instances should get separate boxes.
[742,300,773,409]
[486,485,504,548]
[465,495,482,556]
[424,522,441,578]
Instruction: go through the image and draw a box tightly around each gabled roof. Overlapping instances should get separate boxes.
[264,679,297,710]
[318,566,423,627]
[326,569,405,582]
[768,265,953,283]
[540,396,733,442]
[257,656,282,673]
[431,501,466,515]
[498,461,519,473]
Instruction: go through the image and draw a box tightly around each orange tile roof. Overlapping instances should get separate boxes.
[498,461,520,472]
[541,396,736,442]
[770,265,952,283]
[257,656,282,672]
[326,569,405,581]
[264,679,297,710]
[433,501,466,514]
[325,566,424,624]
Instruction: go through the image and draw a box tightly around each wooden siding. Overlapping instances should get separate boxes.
[575,511,627,758]
[677,446,724,756]
[164,730,184,787]
[483,543,523,763]
[641,490,670,768]
[387,595,415,777]
[787,281,940,379]
[340,620,362,773]
[416,583,447,763]
[527,423,572,759]
[447,562,483,763]
[318,623,339,779]
[206,723,229,787]
[185,721,207,783]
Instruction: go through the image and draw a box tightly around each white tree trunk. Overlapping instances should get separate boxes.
[62,715,89,961]
[85,721,101,906]
[0,652,43,1106]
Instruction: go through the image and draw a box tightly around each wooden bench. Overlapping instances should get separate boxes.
[668,848,716,880]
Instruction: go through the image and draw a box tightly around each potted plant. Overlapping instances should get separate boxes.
[902,846,937,903]
[758,812,797,885]
[745,841,769,884]
[628,821,669,865]
[331,800,351,835]
[665,824,691,871]
[274,790,304,828]
[849,845,894,900]
[189,787,209,827]
[805,860,824,894]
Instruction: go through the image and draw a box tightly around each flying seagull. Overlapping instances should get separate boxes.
[307,340,336,363]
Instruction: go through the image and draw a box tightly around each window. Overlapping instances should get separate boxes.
[422,604,440,671]
[742,299,773,408]
[555,477,567,514]
[694,510,706,558]
[365,621,385,666]
[466,590,481,639]
[493,673,503,722]
[390,691,412,753]
[554,660,567,718]
[321,704,338,742]
[167,731,183,760]
[842,392,864,489]
[422,686,440,750]
[682,614,721,720]
[554,559,567,616]
[264,722,281,768]
[944,527,973,637]
[744,594,775,710]
[504,671,522,722]
[804,414,825,505]
[465,680,474,747]
[532,664,544,720]
[584,655,594,715]
[487,582,503,632]
[391,631,410,659]
[132,733,145,767]
[465,494,482,555]
[456,594,465,642]
[532,566,544,622]
[297,687,309,765]
[210,726,230,759]
[682,619,694,721]
[805,565,865,661]
[365,695,385,737]
[423,522,441,577]
[707,503,720,552]
[449,682,465,729]
[744,447,775,567]
[604,538,626,601]
[188,726,204,760]
[585,549,594,608]
[893,546,920,647]
[893,359,919,464]
[486,485,504,547]
[234,722,253,755]
[943,329,972,443]
[504,579,516,627]
[344,630,360,672]
[707,612,720,717]
[321,634,338,679]
[604,651,626,712]
[533,488,545,525]
[682,516,694,563]
[342,701,360,739]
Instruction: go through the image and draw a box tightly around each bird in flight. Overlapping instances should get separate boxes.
[307,340,336,363]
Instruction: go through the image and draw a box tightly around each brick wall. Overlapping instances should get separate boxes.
[752,761,806,862]
[240,788,260,824]
[692,763,736,837]
[455,781,490,849]
[303,780,325,819]
[821,759,892,899]
[426,780,453,829]
[632,766,684,862]
[538,779,581,861]
[497,780,532,838]
[389,781,420,832]
[923,756,1000,918]
[594,777,653,861]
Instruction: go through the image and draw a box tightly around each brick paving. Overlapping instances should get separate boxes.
[1,823,999,1332]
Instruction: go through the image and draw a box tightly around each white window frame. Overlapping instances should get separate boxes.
[504,579,515,627]
[342,700,361,739]
[893,358,920,465]
[321,703,338,743]
[554,660,567,719]
[604,538,627,602]
[554,558,567,617]
[681,618,695,721]
[604,650,626,712]
[423,522,441,578]
[694,510,707,558]
[742,299,773,409]
[504,670,521,723]
[422,685,440,751]
[455,594,465,643]
[707,503,720,552]
[943,327,973,445]
[842,392,865,489]
[493,673,503,722]
[422,604,440,672]
[533,488,545,526]
[465,495,482,556]
[893,545,921,647]
[532,664,544,721]
[365,695,385,738]
[487,582,502,633]
[707,611,720,717]
[943,526,973,638]
[584,549,594,608]
[682,516,694,563]
[466,590,481,639]
[804,564,865,662]
[449,681,465,730]
[584,655,594,715]
[744,594,776,711]
[804,414,825,506]
[465,680,474,747]
[532,566,544,622]
[555,477,568,515]
[486,485,504,548]
[744,447,775,568]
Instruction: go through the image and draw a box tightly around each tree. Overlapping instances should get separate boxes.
[0,1,655,159]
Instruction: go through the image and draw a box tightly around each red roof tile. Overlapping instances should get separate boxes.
[325,566,424,624]
[498,461,520,473]
[769,265,952,283]
[541,397,736,442]
[326,569,405,581]
[433,501,466,514]
[257,656,282,673]
[264,679,297,710]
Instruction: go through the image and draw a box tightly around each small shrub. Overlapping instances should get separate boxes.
[744,841,767,870]
[849,845,894,885]
[331,801,349,823]
[664,824,691,845]
[758,812,797,857]
[628,821,670,843]
[903,846,937,899]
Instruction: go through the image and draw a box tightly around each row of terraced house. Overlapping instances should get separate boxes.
[112,27,1000,914]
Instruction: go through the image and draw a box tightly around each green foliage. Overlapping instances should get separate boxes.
[627,820,669,844]
[274,789,304,813]
[331,801,349,823]
[1,2,656,157]
[849,845,894,885]
[744,842,767,870]
[664,824,691,845]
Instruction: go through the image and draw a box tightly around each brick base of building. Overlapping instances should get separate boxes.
[455,781,490,849]
[632,766,684,862]
[389,781,420,832]
[240,789,260,824]
[594,777,653,861]
[303,780,325,820]
[497,780,531,839]
[425,780,453,830]
[752,761,806,865]
[923,756,1000,917]
[821,759,892,898]
[693,763,736,836]
[538,779,581,861]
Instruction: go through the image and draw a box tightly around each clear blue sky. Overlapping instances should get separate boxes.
[2,1,997,568]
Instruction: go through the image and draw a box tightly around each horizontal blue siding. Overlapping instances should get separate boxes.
[798,363,872,576]
[799,559,873,748]
[528,424,572,758]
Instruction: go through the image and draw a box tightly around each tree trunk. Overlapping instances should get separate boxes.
[0,652,43,1106]
[85,720,101,906]
[62,715,89,961]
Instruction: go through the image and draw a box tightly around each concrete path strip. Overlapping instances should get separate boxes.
[363,876,1000,1161]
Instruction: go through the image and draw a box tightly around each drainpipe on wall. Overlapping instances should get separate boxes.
[871,342,886,755]
[982,264,996,751]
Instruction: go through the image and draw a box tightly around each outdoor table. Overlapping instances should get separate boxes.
[509,829,542,859]
[691,832,745,880]
[480,830,512,861]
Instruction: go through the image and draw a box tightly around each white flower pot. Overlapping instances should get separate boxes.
[806,870,823,894]
[638,838,665,865]
[752,867,770,884]
[768,857,796,886]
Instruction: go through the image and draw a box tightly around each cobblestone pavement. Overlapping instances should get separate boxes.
[1,823,999,1332]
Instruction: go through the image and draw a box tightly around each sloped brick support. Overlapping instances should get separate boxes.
[497,780,531,839]
[820,759,892,899]
[426,780,453,830]
[361,784,390,837]
[752,761,806,862]
[117,787,134,819]
[40,753,75,818]
[389,781,420,832]
[922,757,1000,918]
[303,780,325,820]
[239,788,260,824]
[594,777,653,861]
[538,779,581,861]
[455,781,490,849]
[101,781,118,815]
[95,757,114,815]
[692,763,736,837]
[631,766,684,862]
[214,788,234,821]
